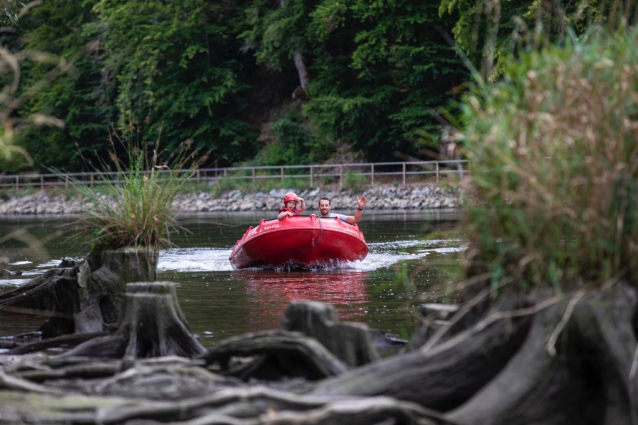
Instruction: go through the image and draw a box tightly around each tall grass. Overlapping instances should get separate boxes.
[462,26,638,292]
[68,127,202,251]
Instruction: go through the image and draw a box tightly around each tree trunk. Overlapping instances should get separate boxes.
[0,247,159,339]
[294,50,309,89]
[59,281,206,359]
[448,282,638,425]
[307,302,532,411]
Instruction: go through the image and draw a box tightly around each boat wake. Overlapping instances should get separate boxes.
[0,239,465,287]
[157,238,465,273]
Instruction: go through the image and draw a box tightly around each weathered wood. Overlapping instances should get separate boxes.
[306,296,532,411]
[58,282,206,359]
[202,330,349,381]
[0,266,79,338]
[448,282,638,425]
[278,301,379,367]
[0,386,454,425]
[0,247,159,339]
[88,246,158,284]
[5,331,108,355]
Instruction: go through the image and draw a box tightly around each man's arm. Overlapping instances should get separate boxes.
[345,195,367,224]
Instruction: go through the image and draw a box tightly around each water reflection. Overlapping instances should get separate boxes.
[240,270,370,330]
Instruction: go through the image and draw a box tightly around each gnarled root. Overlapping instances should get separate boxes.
[448,281,638,425]
[58,282,206,359]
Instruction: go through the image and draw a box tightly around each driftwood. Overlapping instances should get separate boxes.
[0,379,453,425]
[306,294,532,411]
[1,269,638,425]
[5,331,108,355]
[201,300,390,383]
[202,330,349,381]
[58,281,207,359]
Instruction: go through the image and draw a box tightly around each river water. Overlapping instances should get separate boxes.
[0,210,464,349]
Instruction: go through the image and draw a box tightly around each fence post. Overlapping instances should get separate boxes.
[371,164,375,185]
[280,167,284,183]
[196,169,200,184]
[40,176,44,191]
[339,165,343,187]
[436,162,440,184]
[91,174,94,188]
[252,167,256,183]
[402,163,406,185]
[310,165,314,187]
[65,176,69,189]
[15,175,18,191]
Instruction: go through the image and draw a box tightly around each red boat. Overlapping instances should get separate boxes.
[229,215,369,269]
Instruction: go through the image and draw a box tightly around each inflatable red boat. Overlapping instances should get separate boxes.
[229,215,369,269]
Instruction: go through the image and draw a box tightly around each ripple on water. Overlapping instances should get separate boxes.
[156,239,465,273]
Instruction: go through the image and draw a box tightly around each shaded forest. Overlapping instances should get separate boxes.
[0,0,634,172]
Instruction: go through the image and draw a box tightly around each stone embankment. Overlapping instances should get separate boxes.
[0,184,462,215]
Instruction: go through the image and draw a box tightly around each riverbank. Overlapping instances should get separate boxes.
[0,183,463,215]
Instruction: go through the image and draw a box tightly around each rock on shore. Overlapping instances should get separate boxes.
[0,184,462,215]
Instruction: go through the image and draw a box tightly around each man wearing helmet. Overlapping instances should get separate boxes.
[313,195,367,224]
[277,192,306,220]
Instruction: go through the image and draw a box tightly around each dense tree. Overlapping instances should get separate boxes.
[3,0,633,172]
[439,0,638,81]
[305,0,466,161]
[8,0,109,172]
[242,0,466,162]
[91,0,258,166]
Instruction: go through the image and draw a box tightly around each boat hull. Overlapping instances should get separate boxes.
[229,215,368,269]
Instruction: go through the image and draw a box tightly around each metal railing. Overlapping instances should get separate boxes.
[0,160,468,190]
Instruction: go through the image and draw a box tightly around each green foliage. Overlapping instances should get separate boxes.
[89,0,258,165]
[440,0,638,81]
[342,170,366,192]
[10,0,113,171]
[240,0,315,72]
[213,173,312,195]
[0,0,79,170]
[252,113,313,165]
[65,127,201,251]
[462,26,638,291]
[11,0,637,173]
[303,0,467,160]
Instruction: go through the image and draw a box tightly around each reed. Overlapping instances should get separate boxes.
[462,26,638,292]
[67,126,202,251]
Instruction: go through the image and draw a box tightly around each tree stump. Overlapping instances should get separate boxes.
[0,247,159,339]
[59,281,206,359]
[279,301,379,367]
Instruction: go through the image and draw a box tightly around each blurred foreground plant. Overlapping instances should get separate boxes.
[66,125,205,252]
[0,1,74,165]
[462,26,638,292]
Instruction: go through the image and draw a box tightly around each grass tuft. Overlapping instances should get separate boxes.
[462,26,638,291]
[64,127,203,252]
